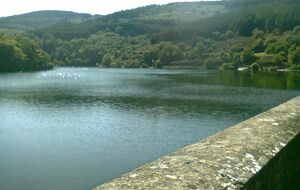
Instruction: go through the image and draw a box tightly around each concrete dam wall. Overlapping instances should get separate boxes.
[93,96,300,190]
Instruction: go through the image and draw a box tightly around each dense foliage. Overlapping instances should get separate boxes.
[0,33,53,72]
[0,0,300,71]
[33,2,224,40]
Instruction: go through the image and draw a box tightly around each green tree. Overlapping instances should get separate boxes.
[143,48,158,66]
[252,39,265,53]
[288,47,300,65]
[252,29,265,40]
[78,45,101,66]
[188,41,206,59]
[0,34,51,72]
[266,42,289,54]
[101,54,114,67]
[158,43,183,65]
[0,41,26,71]
[241,49,256,65]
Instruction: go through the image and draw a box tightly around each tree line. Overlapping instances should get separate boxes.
[0,33,53,72]
[0,0,300,71]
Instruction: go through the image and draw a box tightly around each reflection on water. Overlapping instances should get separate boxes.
[0,68,299,190]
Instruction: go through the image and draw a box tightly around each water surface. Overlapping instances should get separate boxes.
[0,68,299,190]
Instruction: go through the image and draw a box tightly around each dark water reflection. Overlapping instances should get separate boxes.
[0,68,299,190]
[167,71,300,90]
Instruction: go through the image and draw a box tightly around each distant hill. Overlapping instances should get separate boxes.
[1,0,300,72]
[0,10,99,30]
[33,2,225,39]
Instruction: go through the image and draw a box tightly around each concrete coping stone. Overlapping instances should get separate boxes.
[93,96,300,190]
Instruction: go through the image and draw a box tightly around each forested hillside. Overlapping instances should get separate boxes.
[0,11,96,31]
[33,2,225,40]
[0,33,53,71]
[0,0,300,72]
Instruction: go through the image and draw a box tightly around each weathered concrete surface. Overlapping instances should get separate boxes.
[243,131,300,190]
[93,96,300,190]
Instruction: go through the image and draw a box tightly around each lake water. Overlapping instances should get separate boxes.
[0,68,299,190]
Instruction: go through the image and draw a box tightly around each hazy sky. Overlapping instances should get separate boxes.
[0,0,203,17]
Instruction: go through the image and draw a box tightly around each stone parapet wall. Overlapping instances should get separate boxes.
[93,96,300,190]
